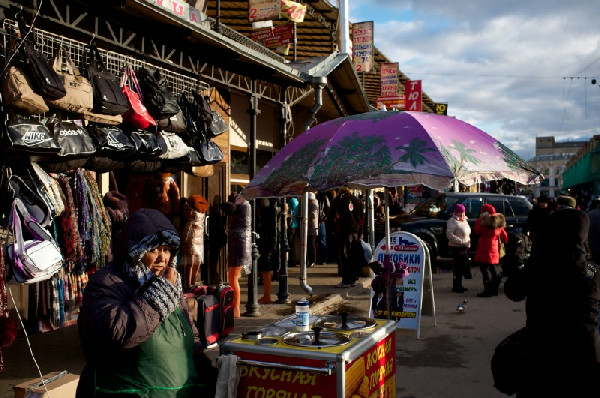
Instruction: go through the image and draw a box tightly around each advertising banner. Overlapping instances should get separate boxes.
[377,95,405,110]
[281,0,307,23]
[404,80,423,111]
[251,23,295,49]
[380,63,399,97]
[371,231,425,330]
[352,21,374,73]
[249,0,280,22]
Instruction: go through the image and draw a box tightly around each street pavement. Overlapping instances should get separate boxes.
[0,263,525,398]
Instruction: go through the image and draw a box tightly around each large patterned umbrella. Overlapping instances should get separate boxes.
[242,111,540,199]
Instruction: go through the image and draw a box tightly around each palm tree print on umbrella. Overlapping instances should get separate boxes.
[449,140,480,166]
[310,132,392,188]
[262,139,326,192]
[328,110,393,127]
[395,138,435,168]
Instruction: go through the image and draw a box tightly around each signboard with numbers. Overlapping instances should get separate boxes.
[380,62,399,97]
[249,0,280,22]
[352,21,374,73]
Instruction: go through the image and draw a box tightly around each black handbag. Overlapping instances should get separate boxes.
[195,135,224,165]
[85,45,129,116]
[16,16,66,100]
[2,116,61,159]
[127,130,164,160]
[46,116,97,159]
[87,124,135,159]
[7,172,52,227]
[157,110,187,133]
[137,67,180,120]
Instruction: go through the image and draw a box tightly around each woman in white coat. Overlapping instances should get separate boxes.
[446,203,471,292]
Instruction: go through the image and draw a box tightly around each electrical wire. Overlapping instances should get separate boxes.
[1,0,45,75]
[8,286,53,398]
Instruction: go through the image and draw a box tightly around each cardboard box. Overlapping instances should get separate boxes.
[14,371,78,398]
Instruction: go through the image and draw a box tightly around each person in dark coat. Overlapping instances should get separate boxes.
[474,204,508,297]
[329,188,363,287]
[523,195,552,244]
[76,208,216,398]
[587,198,600,263]
[513,195,600,398]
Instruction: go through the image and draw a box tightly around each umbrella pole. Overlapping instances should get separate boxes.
[367,189,375,254]
[300,192,312,295]
[384,187,392,321]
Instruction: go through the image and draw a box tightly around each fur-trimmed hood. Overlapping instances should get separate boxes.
[480,213,506,229]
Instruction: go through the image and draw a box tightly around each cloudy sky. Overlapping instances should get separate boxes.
[347,0,600,160]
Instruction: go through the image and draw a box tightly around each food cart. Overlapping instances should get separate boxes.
[222,313,396,398]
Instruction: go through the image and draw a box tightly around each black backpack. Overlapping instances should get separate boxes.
[137,67,180,120]
[85,45,129,116]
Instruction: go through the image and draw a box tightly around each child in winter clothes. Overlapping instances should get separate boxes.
[446,204,471,293]
[474,204,507,297]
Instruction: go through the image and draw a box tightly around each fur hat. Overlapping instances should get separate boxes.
[556,195,576,209]
[481,204,496,215]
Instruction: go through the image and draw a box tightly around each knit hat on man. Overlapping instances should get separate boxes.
[556,195,576,209]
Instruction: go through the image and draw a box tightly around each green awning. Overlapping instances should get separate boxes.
[562,142,600,189]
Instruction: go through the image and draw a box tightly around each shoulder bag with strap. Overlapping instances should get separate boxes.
[137,67,180,120]
[121,65,156,129]
[6,198,63,284]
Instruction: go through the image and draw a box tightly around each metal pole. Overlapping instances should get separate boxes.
[299,192,312,295]
[245,82,260,316]
[277,97,290,303]
[366,189,375,254]
[277,198,290,303]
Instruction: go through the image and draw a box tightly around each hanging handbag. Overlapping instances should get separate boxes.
[6,199,63,284]
[2,66,49,114]
[127,130,164,160]
[193,92,227,138]
[2,116,61,159]
[83,111,123,126]
[210,109,228,137]
[45,45,93,114]
[7,172,52,227]
[137,67,180,120]
[44,116,97,172]
[157,109,187,133]
[46,116,97,158]
[16,16,66,100]
[121,65,156,129]
[87,124,135,159]
[85,45,129,116]
[157,131,195,160]
[195,134,224,165]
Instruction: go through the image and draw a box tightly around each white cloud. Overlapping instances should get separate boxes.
[349,1,600,160]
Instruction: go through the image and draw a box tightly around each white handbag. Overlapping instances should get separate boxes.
[7,199,63,284]
[157,131,194,160]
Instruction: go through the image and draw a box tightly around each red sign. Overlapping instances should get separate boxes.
[404,80,422,111]
[347,331,396,397]
[251,23,295,49]
[377,95,405,110]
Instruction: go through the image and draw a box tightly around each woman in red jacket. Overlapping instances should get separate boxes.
[474,204,508,297]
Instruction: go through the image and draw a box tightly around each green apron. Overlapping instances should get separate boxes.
[94,308,203,398]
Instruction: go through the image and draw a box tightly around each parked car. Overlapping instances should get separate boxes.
[384,193,532,264]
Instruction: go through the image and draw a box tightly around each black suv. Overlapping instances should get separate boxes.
[389,193,532,262]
